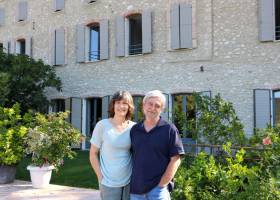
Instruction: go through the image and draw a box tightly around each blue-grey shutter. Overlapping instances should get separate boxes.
[102,95,110,119]
[3,41,9,53]
[10,40,16,54]
[55,28,65,65]
[18,1,27,21]
[54,0,64,11]
[161,93,169,121]
[0,8,4,26]
[76,24,85,63]
[71,97,83,131]
[142,10,152,54]
[115,15,125,57]
[170,4,180,49]
[180,3,192,48]
[254,89,271,129]
[100,19,109,60]
[26,36,32,57]
[259,0,274,41]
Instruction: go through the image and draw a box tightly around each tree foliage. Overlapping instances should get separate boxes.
[0,51,61,113]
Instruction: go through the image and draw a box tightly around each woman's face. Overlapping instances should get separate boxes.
[114,99,129,118]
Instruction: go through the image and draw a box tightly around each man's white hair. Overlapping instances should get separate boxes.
[143,90,166,109]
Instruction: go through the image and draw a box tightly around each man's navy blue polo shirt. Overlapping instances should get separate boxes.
[130,118,185,194]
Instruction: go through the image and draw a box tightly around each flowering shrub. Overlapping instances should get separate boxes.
[172,143,280,200]
[249,125,280,178]
[0,104,27,165]
[25,112,81,170]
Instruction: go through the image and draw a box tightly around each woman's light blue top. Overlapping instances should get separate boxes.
[90,119,135,187]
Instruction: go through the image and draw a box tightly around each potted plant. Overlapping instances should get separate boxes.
[0,103,27,184]
[25,111,81,188]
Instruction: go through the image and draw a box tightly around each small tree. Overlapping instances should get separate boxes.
[0,51,61,113]
[185,93,246,145]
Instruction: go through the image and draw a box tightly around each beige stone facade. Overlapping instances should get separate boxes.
[0,0,280,138]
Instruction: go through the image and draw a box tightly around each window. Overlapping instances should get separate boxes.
[50,99,65,113]
[275,0,280,40]
[0,43,3,52]
[273,91,280,126]
[128,14,142,55]
[85,98,102,149]
[115,10,152,57]
[89,24,100,61]
[17,1,27,22]
[254,89,280,129]
[170,3,192,49]
[16,39,26,55]
[76,20,108,62]
[172,93,196,138]
[259,0,280,41]
[132,96,144,122]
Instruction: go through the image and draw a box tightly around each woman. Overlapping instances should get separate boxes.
[89,91,135,200]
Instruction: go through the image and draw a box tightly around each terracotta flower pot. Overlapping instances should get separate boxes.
[27,165,55,188]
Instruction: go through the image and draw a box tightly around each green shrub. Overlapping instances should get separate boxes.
[172,143,280,200]
[0,103,27,165]
[25,112,81,170]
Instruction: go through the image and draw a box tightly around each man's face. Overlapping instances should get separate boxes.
[143,97,163,120]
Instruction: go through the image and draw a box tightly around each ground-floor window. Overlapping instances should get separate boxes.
[273,90,280,126]
[50,99,65,113]
[172,93,196,138]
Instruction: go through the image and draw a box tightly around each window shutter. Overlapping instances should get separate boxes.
[76,24,85,63]
[26,36,33,57]
[259,0,274,41]
[100,19,109,60]
[71,97,83,132]
[54,0,64,11]
[102,95,110,119]
[170,4,180,49]
[254,89,271,129]
[0,8,4,26]
[10,40,16,54]
[18,1,28,21]
[55,28,65,65]
[142,10,152,54]
[161,93,169,121]
[3,41,9,53]
[180,3,192,48]
[115,15,125,57]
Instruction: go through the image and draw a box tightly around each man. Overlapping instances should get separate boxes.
[130,90,185,200]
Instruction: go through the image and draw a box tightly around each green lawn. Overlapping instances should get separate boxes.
[16,150,99,189]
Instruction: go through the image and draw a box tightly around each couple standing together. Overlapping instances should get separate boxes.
[89,90,185,200]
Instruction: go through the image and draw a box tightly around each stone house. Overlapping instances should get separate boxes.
[0,0,279,149]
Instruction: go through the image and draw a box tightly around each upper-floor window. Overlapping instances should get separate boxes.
[115,10,152,57]
[128,14,142,55]
[17,1,28,22]
[172,93,196,138]
[76,20,108,62]
[259,0,280,41]
[89,24,100,61]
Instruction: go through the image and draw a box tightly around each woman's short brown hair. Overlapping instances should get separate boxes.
[108,91,134,120]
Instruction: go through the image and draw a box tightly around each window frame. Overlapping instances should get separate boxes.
[88,23,100,61]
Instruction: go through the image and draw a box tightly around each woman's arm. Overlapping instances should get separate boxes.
[89,144,103,183]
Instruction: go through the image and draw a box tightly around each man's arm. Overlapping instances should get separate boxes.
[158,155,181,187]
